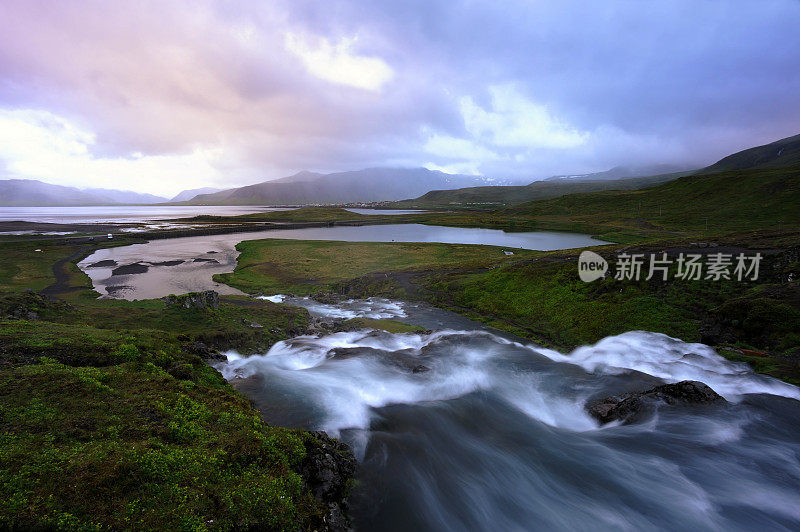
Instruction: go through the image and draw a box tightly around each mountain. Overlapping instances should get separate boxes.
[544,164,693,181]
[700,133,800,173]
[184,168,494,205]
[391,171,691,210]
[84,188,168,204]
[0,179,113,206]
[170,187,224,202]
[503,135,800,233]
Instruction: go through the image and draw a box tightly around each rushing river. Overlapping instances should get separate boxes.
[220,296,800,531]
[78,224,602,299]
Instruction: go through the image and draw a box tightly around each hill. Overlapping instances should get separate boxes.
[170,187,223,202]
[392,171,688,210]
[503,164,800,234]
[0,179,173,206]
[0,180,112,206]
[701,133,800,173]
[84,188,168,204]
[184,168,496,205]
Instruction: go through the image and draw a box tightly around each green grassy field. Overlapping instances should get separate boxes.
[0,240,358,529]
[214,234,800,385]
[504,165,800,235]
[214,239,537,295]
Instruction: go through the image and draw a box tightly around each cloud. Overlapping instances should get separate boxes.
[0,109,223,196]
[0,0,799,191]
[285,32,394,91]
[460,85,588,149]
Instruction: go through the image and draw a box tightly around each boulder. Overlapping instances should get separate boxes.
[111,262,149,275]
[297,431,357,532]
[310,290,343,305]
[162,290,220,310]
[586,380,726,425]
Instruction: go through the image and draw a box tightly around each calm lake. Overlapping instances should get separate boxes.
[0,205,294,224]
[79,224,603,299]
[0,206,425,225]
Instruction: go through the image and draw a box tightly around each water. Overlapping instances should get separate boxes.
[0,205,295,224]
[78,224,602,299]
[0,206,426,224]
[345,208,428,215]
[219,297,800,531]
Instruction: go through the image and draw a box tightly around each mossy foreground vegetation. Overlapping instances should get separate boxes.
[0,241,353,530]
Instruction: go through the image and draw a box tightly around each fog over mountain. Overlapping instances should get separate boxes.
[170,187,223,202]
[1,1,799,195]
[83,188,168,204]
[183,167,503,205]
[0,180,167,206]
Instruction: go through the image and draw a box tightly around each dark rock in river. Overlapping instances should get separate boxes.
[182,340,226,362]
[192,257,220,263]
[105,285,133,294]
[310,290,344,304]
[586,380,726,425]
[150,260,184,267]
[111,262,149,275]
[86,259,117,268]
[162,290,219,310]
[298,431,357,532]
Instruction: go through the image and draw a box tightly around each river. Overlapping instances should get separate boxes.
[75,227,800,529]
[78,224,602,300]
[218,295,800,531]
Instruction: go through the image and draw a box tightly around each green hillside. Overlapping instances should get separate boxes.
[391,172,686,210]
[701,133,800,173]
[504,165,800,234]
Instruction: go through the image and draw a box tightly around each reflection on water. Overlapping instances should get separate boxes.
[79,224,604,300]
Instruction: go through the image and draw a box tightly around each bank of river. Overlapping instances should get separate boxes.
[219,294,800,530]
[78,224,603,299]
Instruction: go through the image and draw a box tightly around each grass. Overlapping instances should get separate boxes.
[0,240,351,529]
[504,165,800,236]
[0,241,82,291]
[0,316,335,530]
[214,239,537,295]
[212,235,800,385]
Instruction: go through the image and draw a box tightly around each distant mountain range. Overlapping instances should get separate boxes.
[181,167,502,205]
[3,133,798,207]
[83,188,168,204]
[391,168,694,209]
[392,133,800,209]
[544,164,693,182]
[169,187,223,202]
[0,180,169,206]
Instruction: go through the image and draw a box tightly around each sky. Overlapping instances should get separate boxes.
[1,0,799,197]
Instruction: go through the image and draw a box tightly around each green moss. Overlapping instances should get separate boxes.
[0,319,328,530]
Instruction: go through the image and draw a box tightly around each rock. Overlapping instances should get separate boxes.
[241,318,263,328]
[150,260,184,267]
[192,257,219,263]
[182,340,225,362]
[586,380,726,425]
[310,290,343,305]
[162,290,219,310]
[86,259,118,268]
[105,285,133,294]
[111,262,149,275]
[412,364,430,373]
[2,292,70,321]
[297,431,357,532]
